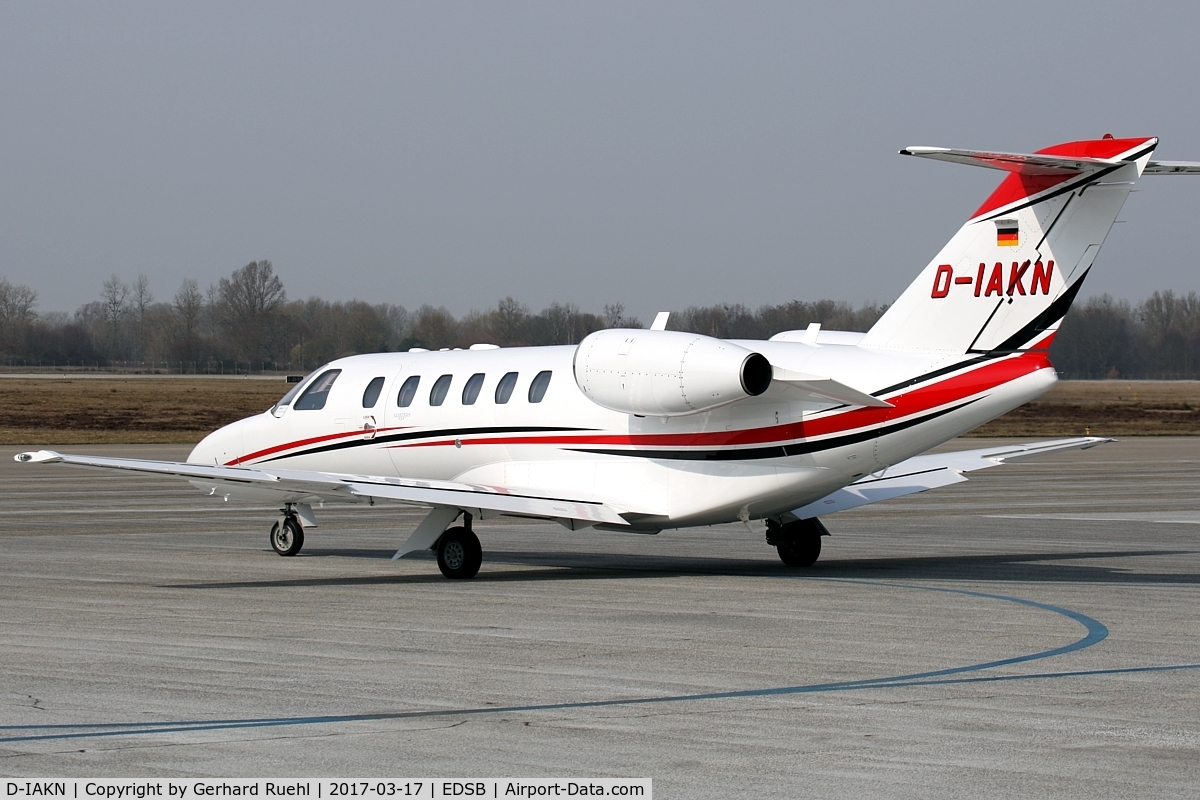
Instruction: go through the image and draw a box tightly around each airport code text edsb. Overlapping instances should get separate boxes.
[5,782,650,799]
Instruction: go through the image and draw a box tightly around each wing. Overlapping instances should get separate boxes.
[13,450,627,527]
[788,436,1113,519]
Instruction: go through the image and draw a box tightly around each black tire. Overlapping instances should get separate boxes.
[270,517,304,556]
[777,534,821,567]
[436,527,482,579]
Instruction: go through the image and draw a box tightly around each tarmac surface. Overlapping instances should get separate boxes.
[1,438,1198,798]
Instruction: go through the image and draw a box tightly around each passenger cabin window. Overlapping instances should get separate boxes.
[462,373,485,405]
[429,374,453,406]
[528,370,552,403]
[397,375,420,408]
[293,369,341,411]
[495,372,518,404]
[362,376,385,408]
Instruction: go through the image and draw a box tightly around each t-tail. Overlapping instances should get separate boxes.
[860,135,1199,355]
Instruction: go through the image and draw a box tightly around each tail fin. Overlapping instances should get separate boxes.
[860,136,1158,354]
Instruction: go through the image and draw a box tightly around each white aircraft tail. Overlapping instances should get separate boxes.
[861,136,1161,354]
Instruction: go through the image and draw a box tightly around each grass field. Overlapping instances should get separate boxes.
[0,376,283,445]
[0,375,1198,445]
[969,380,1200,436]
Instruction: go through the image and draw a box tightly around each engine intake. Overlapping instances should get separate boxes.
[573,329,772,417]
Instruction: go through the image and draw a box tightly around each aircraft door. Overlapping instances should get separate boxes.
[360,375,386,441]
[383,365,418,476]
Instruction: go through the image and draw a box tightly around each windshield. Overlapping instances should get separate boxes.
[271,369,319,416]
[293,369,342,411]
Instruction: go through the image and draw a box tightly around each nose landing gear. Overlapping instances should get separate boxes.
[270,505,305,556]
[766,517,828,567]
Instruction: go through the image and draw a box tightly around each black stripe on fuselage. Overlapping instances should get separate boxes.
[259,425,595,464]
[565,400,979,462]
[871,354,1005,399]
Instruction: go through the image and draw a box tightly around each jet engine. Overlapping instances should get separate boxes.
[573,329,772,416]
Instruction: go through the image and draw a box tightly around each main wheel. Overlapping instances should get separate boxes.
[270,517,304,556]
[436,527,482,579]
[777,534,821,567]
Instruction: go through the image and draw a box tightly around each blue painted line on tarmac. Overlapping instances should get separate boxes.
[4,662,1200,746]
[0,579,1178,745]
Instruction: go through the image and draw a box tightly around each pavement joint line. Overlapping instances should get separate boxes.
[0,578,1126,745]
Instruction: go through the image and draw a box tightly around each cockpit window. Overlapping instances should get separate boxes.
[397,375,420,407]
[528,370,552,403]
[271,374,311,417]
[495,372,518,404]
[462,373,485,405]
[293,369,342,411]
[362,376,385,408]
[429,374,453,407]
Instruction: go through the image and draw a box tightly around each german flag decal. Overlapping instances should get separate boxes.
[996,219,1019,247]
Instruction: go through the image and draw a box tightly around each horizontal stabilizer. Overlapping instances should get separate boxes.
[900,146,1116,175]
[1142,160,1200,175]
[789,436,1112,519]
[767,367,891,408]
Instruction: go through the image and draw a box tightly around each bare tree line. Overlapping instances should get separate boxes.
[0,261,1197,378]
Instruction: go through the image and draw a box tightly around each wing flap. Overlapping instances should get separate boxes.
[15,450,627,526]
[343,480,626,525]
[791,466,967,518]
[789,436,1113,519]
[884,436,1114,475]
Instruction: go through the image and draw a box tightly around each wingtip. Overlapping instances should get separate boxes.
[14,450,61,464]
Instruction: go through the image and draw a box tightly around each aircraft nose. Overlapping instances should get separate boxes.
[188,419,247,466]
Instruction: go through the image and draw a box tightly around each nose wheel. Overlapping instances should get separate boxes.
[270,511,305,556]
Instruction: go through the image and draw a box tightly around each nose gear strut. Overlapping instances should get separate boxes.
[270,503,305,556]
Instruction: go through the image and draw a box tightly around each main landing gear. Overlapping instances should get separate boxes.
[766,517,829,567]
[270,504,305,556]
[435,514,483,580]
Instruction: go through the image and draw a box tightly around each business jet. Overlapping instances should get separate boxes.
[17,135,1199,578]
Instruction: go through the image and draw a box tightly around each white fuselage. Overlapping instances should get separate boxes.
[189,338,1056,530]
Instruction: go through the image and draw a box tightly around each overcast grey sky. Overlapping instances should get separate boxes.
[2,1,1198,323]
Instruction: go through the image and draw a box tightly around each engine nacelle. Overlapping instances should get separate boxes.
[573,329,772,416]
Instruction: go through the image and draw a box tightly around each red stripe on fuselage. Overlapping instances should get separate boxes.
[228,425,409,466]
[392,349,1052,452]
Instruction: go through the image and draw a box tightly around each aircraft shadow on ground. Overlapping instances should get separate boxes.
[168,547,1200,590]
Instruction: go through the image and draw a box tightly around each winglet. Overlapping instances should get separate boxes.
[14,450,62,464]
